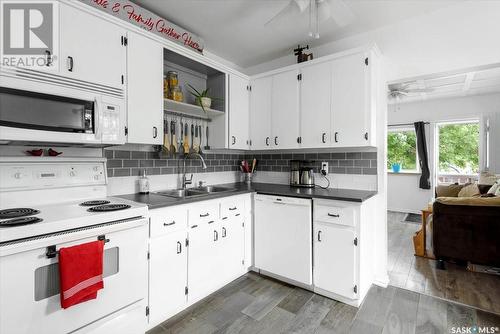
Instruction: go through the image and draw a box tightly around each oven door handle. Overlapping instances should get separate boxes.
[94,97,101,140]
[46,235,110,258]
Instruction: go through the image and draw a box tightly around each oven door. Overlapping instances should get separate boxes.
[0,218,148,334]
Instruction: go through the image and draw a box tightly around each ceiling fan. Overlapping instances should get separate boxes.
[265,0,355,39]
[388,83,435,101]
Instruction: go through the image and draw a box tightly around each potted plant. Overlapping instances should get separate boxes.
[391,162,401,173]
[187,84,223,112]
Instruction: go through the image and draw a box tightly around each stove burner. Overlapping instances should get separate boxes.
[0,216,43,227]
[87,204,131,212]
[80,200,111,207]
[0,208,40,219]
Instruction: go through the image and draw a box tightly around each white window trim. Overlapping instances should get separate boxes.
[387,126,420,173]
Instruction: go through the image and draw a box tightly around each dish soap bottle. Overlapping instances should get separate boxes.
[139,169,150,194]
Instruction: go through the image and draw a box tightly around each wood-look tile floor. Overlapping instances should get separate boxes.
[148,272,500,334]
[387,211,500,315]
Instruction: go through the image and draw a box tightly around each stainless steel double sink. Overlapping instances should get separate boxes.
[155,186,237,199]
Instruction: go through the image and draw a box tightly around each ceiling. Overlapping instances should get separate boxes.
[388,64,500,104]
[133,0,458,69]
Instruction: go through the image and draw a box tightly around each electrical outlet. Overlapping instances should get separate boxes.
[321,162,328,175]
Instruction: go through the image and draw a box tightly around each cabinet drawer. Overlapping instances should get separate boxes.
[150,206,188,238]
[221,196,245,219]
[314,203,355,227]
[189,202,219,227]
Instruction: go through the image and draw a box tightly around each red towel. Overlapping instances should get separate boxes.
[59,240,104,309]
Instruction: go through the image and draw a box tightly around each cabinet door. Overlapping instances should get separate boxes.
[331,53,369,147]
[229,74,250,149]
[149,230,187,325]
[60,3,125,89]
[314,222,358,299]
[250,76,272,150]
[271,70,300,149]
[300,62,332,148]
[126,32,163,145]
[187,221,220,302]
[220,214,245,282]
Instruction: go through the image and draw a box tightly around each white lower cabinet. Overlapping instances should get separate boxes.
[314,223,357,300]
[147,194,250,329]
[149,230,188,325]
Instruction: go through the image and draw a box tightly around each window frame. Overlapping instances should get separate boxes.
[387,126,420,174]
[435,119,480,179]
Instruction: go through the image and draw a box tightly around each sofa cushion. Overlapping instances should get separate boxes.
[457,183,480,198]
[435,184,464,197]
[436,196,500,206]
[479,171,498,185]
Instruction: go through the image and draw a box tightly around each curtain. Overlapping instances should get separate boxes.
[414,121,431,189]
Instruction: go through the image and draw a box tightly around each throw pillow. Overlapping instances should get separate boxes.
[458,183,481,198]
[479,171,498,185]
[435,184,464,197]
[487,181,499,195]
[496,185,500,197]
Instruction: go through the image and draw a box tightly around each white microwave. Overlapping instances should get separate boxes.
[0,68,125,146]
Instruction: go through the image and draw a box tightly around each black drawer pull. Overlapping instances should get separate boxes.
[235,213,241,217]
[222,227,227,238]
[208,220,215,224]
[200,213,210,217]
[214,230,218,241]
[229,207,237,211]
[222,217,228,220]
[328,213,340,218]
[318,230,322,242]
[164,221,176,226]
[176,241,182,254]
[191,224,198,229]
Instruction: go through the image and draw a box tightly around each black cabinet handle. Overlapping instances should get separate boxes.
[364,132,369,141]
[229,207,237,211]
[232,136,236,145]
[222,217,228,220]
[153,126,158,138]
[176,241,182,254]
[318,230,322,242]
[274,136,278,146]
[214,230,218,241]
[322,133,326,143]
[328,213,340,218]
[235,213,241,216]
[222,227,227,238]
[200,213,209,217]
[265,137,270,146]
[67,56,74,72]
[164,221,176,226]
[334,132,339,143]
[45,50,52,66]
[191,224,198,229]
[208,220,215,224]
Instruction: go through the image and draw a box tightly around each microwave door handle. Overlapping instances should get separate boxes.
[94,98,101,140]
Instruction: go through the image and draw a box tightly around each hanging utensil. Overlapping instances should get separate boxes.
[190,123,195,153]
[183,122,190,154]
[204,124,211,150]
[198,124,203,155]
[163,117,170,154]
[194,121,200,153]
[171,119,178,154]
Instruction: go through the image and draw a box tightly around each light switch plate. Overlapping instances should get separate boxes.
[321,162,328,175]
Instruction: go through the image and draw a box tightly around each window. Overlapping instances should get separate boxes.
[387,128,418,172]
[437,121,479,179]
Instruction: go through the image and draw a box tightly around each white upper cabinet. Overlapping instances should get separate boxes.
[271,69,300,149]
[229,74,250,149]
[60,3,126,89]
[300,62,332,148]
[126,32,164,145]
[250,76,272,150]
[331,52,374,147]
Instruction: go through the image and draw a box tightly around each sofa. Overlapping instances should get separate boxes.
[432,183,500,268]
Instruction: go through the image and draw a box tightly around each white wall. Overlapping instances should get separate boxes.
[244,2,500,83]
[387,93,500,213]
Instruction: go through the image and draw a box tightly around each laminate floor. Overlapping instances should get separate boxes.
[148,272,500,334]
[387,211,500,315]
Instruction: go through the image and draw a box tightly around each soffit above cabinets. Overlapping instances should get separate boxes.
[388,63,500,104]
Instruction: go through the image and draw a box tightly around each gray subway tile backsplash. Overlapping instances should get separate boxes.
[104,149,377,177]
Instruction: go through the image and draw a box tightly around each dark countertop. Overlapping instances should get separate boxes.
[117,182,377,210]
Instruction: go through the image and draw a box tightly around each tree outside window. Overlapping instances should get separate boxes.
[387,128,418,171]
[438,122,479,175]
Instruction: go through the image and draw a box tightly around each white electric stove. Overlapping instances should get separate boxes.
[0,157,149,334]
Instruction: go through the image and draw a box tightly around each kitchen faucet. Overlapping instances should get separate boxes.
[182,153,207,189]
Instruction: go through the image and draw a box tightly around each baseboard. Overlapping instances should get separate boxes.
[373,274,390,288]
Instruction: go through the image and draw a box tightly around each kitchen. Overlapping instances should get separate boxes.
[0,0,458,333]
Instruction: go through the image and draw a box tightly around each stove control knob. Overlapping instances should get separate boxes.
[69,171,76,177]
[14,172,23,179]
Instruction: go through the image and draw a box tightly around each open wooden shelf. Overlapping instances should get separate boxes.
[164,99,224,119]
